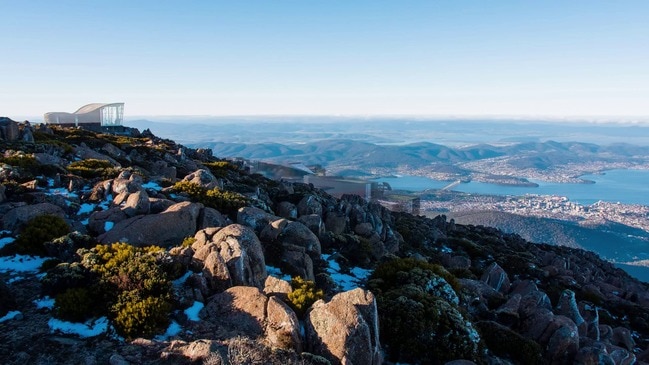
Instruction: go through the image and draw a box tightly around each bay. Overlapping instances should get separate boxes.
[374,169,649,206]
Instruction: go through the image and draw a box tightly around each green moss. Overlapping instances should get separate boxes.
[203,161,239,178]
[288,277,324,317]
[13,215,70,255]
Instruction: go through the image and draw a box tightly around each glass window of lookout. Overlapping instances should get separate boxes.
[101,104,124,126]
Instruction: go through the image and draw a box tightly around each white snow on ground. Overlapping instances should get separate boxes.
[172,271,192,287]
[265,265,292,281]
[77,203,96,215]
[184,301,204,321]
[98,194,113,210]
[155,320,182,340]
[0,255,47,273]
[48,317,109,338]
[0,311,21,323]
[45,187,79,199]
[322,254,372,291]
[104,221,114,231]
[7,276,24,284]
[33,296,55,309]
[0,236,15,250]
[142,182,162,191]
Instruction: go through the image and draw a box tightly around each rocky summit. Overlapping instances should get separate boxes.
[1,118,649,365]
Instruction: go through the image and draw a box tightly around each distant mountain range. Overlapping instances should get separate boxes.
[186,139,649,177]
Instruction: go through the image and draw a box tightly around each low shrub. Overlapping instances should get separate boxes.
[288,276,324,317]
[55,287,97,322]
[67,159,117,179]
[13,215,70,255]
[112,294,171,339]
[172,181,248,216]
[203,161,239,178]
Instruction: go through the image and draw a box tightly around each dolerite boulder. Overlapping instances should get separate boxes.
[279,221,322,256]
[480,262,511,294]
[197,207,229,230]
[305,288,381,365]
[200,286,268,337]
[87,207,128,235]
[98,201,202,247]
[74,143,120,167]
[122,189,150,217]
[198,286,302,352]
[237,206,281,234]
[182,169,220,189]
[266,296,302,351]
[297,195,323,217]
[210,224,267,289]
[276,201,297,220]
[0,117,20,141]
[2,202,66,233]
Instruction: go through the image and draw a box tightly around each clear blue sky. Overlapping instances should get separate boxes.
[1,1,648,119]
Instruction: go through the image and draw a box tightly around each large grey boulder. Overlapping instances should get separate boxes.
[266,296,302,351]
[98,201,202,247]
[237,206,281,234]
[122,189,150,217]
[200,286,268,337]
[2,202,65,233]
[305,288,381,365]
[182,169,220,189]
[210,224,267,289]
[88,207,128,235]
[297,195,323,217]
[480,262,511,294]
[280,221,321,256]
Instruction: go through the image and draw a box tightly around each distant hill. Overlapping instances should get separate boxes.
[188,138,649,176]
[441,210,649,264]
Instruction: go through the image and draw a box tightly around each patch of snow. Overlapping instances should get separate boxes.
[184,301,204,321]
[47,178,55,187]
[0,310,21,323]
[142,181,162,191]
[322,254,371,292]
[7,276,24,284]
[266,265,291,281]
[0,236,15,249]
[33,296,55,309]
[46,187,79,199]
[77,203,96,215]
[81,219,89,225]
[172,271,192,287]
[104,221,114,231]
[441,245,453,253]
[98,194,113,210]
[155,320,182,340]
[48,317,109,338]
[0,230,11,235]
[0,255,47,273]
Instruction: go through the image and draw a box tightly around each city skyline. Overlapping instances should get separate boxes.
[1,1,648,119]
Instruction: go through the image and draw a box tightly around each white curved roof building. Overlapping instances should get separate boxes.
[44,103,124,126]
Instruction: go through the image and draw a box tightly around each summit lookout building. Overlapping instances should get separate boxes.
[44,103,124,127]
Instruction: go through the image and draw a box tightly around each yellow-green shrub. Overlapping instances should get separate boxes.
[112,294,171,339]
[55,287,96,322]
[288,277,323,317]
[172,181,248,215]
[13,215,70,255]
[67,159,117,179]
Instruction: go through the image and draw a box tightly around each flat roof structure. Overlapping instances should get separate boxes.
[44,103,124,126]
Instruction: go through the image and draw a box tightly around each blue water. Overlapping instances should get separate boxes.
[374,169,649,206]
